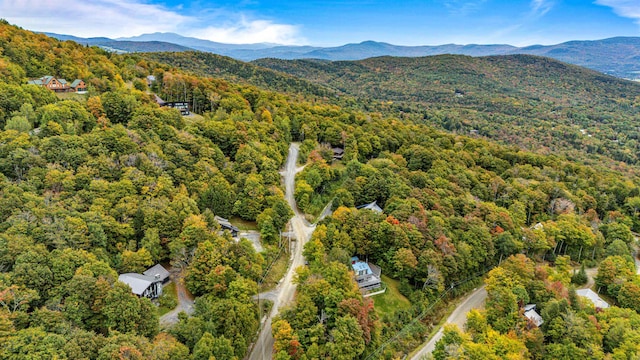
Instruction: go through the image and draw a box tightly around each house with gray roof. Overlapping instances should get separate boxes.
[577,289,610,309]
[523,304,544,327]
[27,75,86,93]
[143,264,171,284]
[119,264,171,299]
[119,273,163,299]
[357,201,383,214]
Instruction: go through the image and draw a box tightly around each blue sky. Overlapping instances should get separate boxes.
[1,0,639,46]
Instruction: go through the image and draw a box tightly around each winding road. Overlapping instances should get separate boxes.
[411,286,487,360]
[248,143,316,360]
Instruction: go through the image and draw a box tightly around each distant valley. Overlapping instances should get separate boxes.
[45,31,640,79]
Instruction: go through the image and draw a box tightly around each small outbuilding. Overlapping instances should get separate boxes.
[332,147,344,160]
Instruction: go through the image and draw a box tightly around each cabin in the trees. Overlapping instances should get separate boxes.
[576,289,610,309]
[215,215,240,237]
[357,201,383,214]
[351,256,382,292]
[27,75,87,93]
[523,304,543,327]
[332,147,344,160]
[153,94,190,115]
[164,101,190,115]
[119,264,170,299]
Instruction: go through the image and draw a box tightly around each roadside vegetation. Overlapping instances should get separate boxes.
[2,18,640,359]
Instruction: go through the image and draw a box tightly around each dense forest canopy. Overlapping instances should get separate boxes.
[251,55,640,170]
[1,19,640,359]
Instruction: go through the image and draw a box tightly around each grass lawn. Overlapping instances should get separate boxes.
[230,216,259,231]
[157,282,177,317]
[373,275,411,317]
[259,250,289,292]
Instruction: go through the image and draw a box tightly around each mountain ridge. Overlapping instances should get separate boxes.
[43,31,640,79]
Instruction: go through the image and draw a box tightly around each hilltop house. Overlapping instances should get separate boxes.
[357,201,383,214]
[27,75,86,93]
[351,256,382,292]
[119,264,170,299]
[152,94,190,115]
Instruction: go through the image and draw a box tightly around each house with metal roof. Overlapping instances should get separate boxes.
[118,273,163,299]
[351,256,382,292]
[576,289,610,309]
[143,264,171,284]
[119,264,172,299]
[357,201,383,214]
[523,304,544,327]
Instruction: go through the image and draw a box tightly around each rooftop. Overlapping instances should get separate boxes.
[576,289,610,309]
[118,273,159,295]
[357,201,383,213]
[523,304,544,326]
[143,264,170,282]
[215,215,239,232]
[352,261,373,275]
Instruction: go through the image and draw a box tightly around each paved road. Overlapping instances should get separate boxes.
[248,143,316,360]
[411,287,487,360]
[159,275,195,326]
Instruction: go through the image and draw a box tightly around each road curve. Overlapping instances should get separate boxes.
[159,274,194,327]
[411,286,487,360]
[248,143,316,360]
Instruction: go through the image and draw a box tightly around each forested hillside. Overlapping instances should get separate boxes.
[254,55,640,169]
[2,19,640,360]
[143,51,337,100]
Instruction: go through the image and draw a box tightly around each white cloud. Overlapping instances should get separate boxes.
[188,18,304,45]
[596,0,640,22]
[531,0,554,16]
[0,0,189,37]
[444,0,488,16]
[0,0,304,44]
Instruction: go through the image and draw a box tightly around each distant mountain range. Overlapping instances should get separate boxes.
[43,32,640,79]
